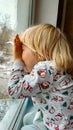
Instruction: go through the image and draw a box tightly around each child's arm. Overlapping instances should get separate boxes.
[8,61,53,99]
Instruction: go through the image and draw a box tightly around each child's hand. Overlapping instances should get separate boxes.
[13,34,22,62]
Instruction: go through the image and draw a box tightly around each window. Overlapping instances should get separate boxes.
[0,98,34,130]
[0,1,33,129]
[0,99,25,130]
[0,0,32,99]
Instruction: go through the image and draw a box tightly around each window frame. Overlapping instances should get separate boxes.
[0,99,25,130]
[0,1,33,130]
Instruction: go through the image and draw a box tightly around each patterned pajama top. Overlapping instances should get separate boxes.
[8,61,73,130]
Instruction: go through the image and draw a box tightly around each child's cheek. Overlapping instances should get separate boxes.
[22,52,25,61]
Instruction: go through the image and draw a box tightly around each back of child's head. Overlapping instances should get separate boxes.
[20,24,73,75]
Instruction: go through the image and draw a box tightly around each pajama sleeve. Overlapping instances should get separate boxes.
[8,61,53,99]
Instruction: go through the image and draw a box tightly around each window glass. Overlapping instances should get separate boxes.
[0,0,31,99]
[0,0,32,129]
[0,0,17,30]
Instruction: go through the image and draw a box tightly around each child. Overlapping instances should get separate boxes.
[8,24,73,130]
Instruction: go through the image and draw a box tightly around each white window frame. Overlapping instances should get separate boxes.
[16,0,33,33]
[0,99,25,130]
[0,98,33,130]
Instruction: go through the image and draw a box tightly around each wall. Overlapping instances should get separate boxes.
[64,0,73,46]
[33,0,59,26]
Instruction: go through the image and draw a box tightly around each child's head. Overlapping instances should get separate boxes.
[20,24,73,75]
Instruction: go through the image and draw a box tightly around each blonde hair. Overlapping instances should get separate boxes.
[20,24,73,75]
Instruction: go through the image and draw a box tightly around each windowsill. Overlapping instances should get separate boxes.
[0,99,25,130]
